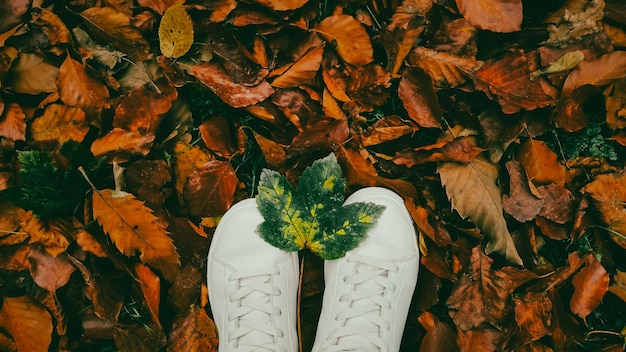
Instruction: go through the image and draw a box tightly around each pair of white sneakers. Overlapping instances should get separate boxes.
[207,187,419,352]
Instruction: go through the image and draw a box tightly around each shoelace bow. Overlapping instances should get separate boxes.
[325,254,400,352]
[227,267,286,352]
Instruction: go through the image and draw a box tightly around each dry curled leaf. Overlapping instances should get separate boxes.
[314,14,374,66]
[438,157,523,265]
[92,188,180,282]
[562,51,626,95]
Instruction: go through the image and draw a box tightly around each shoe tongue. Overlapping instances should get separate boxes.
[238,277,274,347]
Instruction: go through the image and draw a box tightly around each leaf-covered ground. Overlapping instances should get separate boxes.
[1,0,626,351]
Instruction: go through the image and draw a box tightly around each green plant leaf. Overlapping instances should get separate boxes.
[256,153,385,259]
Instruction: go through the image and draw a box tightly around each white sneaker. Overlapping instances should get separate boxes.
[207,198,299,352]
[311,187,419,352]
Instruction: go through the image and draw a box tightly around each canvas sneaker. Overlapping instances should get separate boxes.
[207,198,299,352]
[311,187,419,352]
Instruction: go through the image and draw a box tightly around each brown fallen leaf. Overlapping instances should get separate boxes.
[608,270,626,302]
[456,325,503,352]
[0,296,52,352]
[183,160,238,218]
[502,160,544,223]
[250,129,287,170]
[28,246,75,292]
[30,104,89,146]
[0,101,26,141]
[80,6,151,61]
[516,139,566,186]
[438,157,523,265]
[30,7,71,47]
[314,14,374,66]
[114,82,177,134]
[570,254,609,319]
[4,52,58,94]
[90,128,155,162]
[394,136,484,167]
[582,173,626,249]
[189,62,275,108]
[92,188,180,282]
[199,117,236,158]
[456,0,522,33]
[132,263,161,328]
[417,311,459,352]
[173,142,213,199]
[409,47,482,88]
[168,305,218,352]
[514,292,552,343]
[0,0,31,33]
[473,52,558,114]
[361,115,418,147]
[56,55,110,121]
[604,79,626,130]
[19,212,72,257]
[537,183,576,224]
[398,67,442,128]
[562,51,626,95]
[271,45,324,88]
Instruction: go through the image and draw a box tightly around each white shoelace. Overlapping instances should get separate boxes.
[325,254,400,352]
[227,267,286,352]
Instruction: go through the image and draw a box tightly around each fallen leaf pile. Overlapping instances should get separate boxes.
[1,0,625,351]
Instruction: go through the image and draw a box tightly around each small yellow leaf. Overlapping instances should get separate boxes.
[159,4,194,59]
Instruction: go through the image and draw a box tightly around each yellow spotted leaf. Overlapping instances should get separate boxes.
[159,3,194,59]
[92,188,180,282]
[438,157,523,265]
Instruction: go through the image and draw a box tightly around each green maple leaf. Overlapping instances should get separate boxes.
[256,153,386,260]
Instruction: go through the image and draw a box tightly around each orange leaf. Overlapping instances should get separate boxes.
[199,117,236,158]
[398,67,442,128]
[90,127,155,161]
[30,104,89,146]
[173,142,213,198]
[250,129,286,170]
[75,228,107,258]
[609,270,626,303]
[30,7,71,46]
[92,188,180,282]
[189,62,274,108]
[168,305,218,351]
[516,139,566,186]
[271,46,324,88]
[394,136,484,166]
[183,160,238,218]
[80,6,151,61]
[605,79,626,130]
[513,292,552,342]
[473,52,558,114]
[133,263,161,327]
[19,212,71,257]
[562,51,626,95]
[336,146,377,188]
[255,0,308,10]
[0,244,30,271]
[314,14,374,66]
[0,296,52,352]
[136,0,180,15]
[56,55,110,120]
[28,246,75,292]
[570,254,609,319]
[456,0,522,33]
[582,173,626,249]
[409,47,482,88]
[456,325,503,351]
[362,115,418,147]
[417,311,458,352]
[0,102,25,141]
[114,83,177,134]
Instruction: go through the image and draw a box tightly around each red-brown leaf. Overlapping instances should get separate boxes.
[570,254,610,319]
[516,139,566,186]
[514,292,552,342]
[199,117,236,158]
[0,296,52,352]
[502,160,544,222]
[398,67,442,128]
[417,311,459,352]
[189,62,275,108]
[168,305,218,351]
[183,160,238,218]
[0,102,25,141]
[562,51,626,95]
[28,246,75,292]
[314,14,374,66]
[456,0,522,33]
